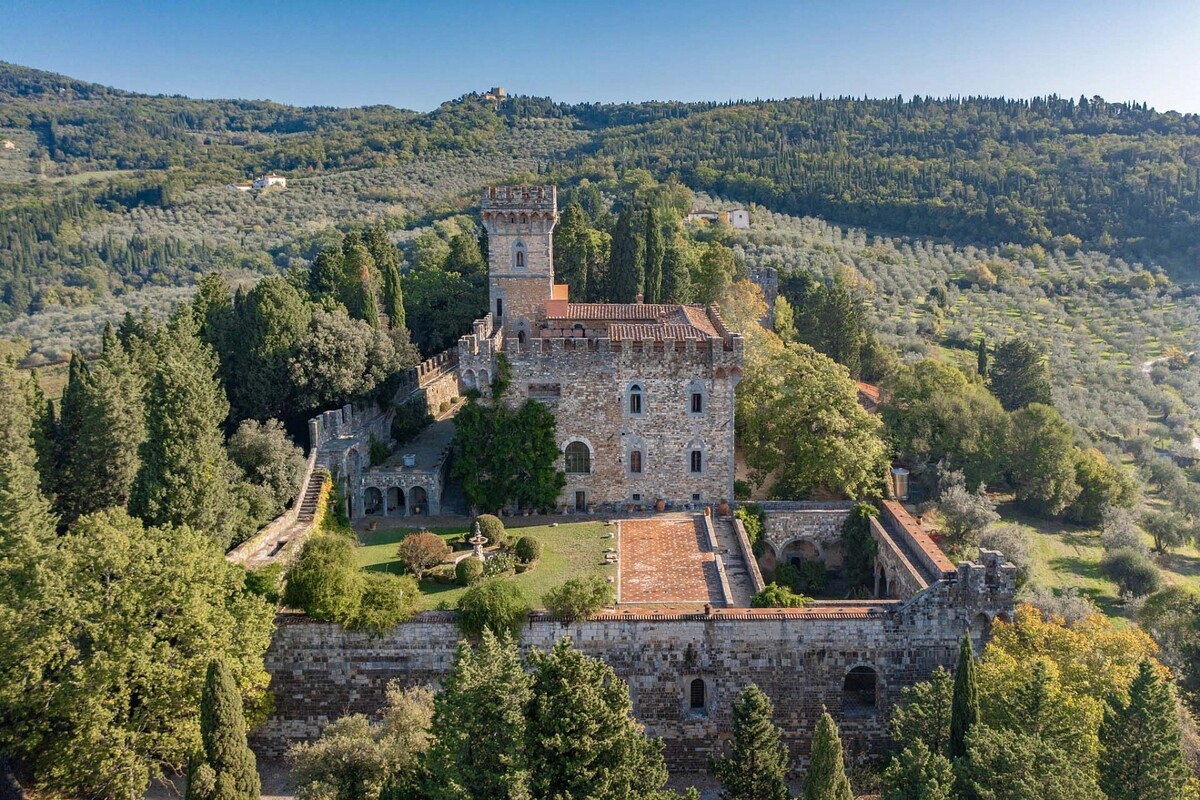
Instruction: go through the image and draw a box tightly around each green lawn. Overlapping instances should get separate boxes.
[356,520,616,611]
[997,503,1200,620]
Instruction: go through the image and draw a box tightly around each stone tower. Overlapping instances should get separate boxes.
[480,186,558,338]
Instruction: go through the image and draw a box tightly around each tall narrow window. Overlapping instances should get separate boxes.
[628,384,643,415]
[630,450,643,474]
[690,450,703,474]
[496,298,503,317]
[689,679,706,711]
[691,392,703,414]
[513,240,527,271]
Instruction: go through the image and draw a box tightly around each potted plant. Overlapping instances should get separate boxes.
[655,498,666,512]
[717,499,730,516]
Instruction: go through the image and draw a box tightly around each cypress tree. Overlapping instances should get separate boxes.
[976,337,988,378]
[422,630,531,800]
[661,238,691,303]
[989,337,1052,411]
[709,683,791,800]
[186,658,259,800]
[803,710,853,800]
[607,206,643,303]
[554,202,591,301]
[341,242,378,326]
[1098,660,1191,800]
[308,247,344,303]
[525,637,668,800]
[130,308,243,548]
[0,357,56,567]
[949,633,980,760]
[880,741,955,800]
[366,224,408,334]
[643,207,664,303]
[55,327,146,525]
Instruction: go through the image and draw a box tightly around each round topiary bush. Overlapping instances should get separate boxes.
[475,514,506,546]
[455,557,485,586]
[514,535,543,564]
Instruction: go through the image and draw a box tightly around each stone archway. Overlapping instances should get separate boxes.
[387,487,404,516]
[364,486,383,515]
[409,486,428,515]
[780,538,822,567]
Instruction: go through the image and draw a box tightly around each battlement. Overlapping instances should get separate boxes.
[500,332,745,365]
[957,549,1018,596]
[481,185,557,212]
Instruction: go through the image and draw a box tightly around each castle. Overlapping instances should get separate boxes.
[459,185,744,512]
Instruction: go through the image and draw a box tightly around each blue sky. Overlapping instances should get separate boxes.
[2,0,1198,113]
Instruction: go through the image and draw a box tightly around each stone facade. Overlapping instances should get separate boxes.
[253,556,1015,771]
[460,186,745,511]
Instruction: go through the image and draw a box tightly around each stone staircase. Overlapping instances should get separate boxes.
[710,515,758,607]
[296,467,329,523]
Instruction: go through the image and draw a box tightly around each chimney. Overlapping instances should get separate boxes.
[635,293,644,304]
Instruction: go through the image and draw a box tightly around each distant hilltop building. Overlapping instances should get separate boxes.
[684,207,749,229]
[227,173,286,192]
[253,172,287,189]
[482,86,507,101]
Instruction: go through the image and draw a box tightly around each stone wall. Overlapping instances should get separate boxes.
[253,571,1014,771]
[759,502,854,571]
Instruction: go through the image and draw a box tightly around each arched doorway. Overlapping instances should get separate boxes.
[386,487,404,516]
[364,487,383,515]
[843,666,879,713]
[781,539,821,567]
[972,612,992,652]
[409,486,428,516]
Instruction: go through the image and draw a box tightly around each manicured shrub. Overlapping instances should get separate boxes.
[513,535,543,564]
[543,576,614,620]
[283,534,363,622]
[475,514,506,546]
[455,557,484,586]
[483,551,517,578]
[1100,548,1162,597]
[456,578,530,637]
[396,530,450,579]
[750,583,812,608]
[349,573,419,635]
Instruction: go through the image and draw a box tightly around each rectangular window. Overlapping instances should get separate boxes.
[690,450,703,474]
[632,493,641,502]
[692,493,701,502]
[691,392,703,414]
[629,393,642,414]
[630,450,643,474]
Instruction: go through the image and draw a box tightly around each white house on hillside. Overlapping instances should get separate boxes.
[253,173,287,189]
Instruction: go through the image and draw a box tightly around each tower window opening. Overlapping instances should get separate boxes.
[689,679,706,711]
[690,450,703,474]
[630,450,643,474]
[628,384,644,415]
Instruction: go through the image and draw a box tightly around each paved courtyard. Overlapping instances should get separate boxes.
[617,515,724,605]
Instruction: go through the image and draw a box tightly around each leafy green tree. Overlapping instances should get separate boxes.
[773,294,798,342]
[1008,403,1081,516]
[1100,548,1162,596]
[841,502,878,589]
[446,232,486,278]
[880,741,955,800]
[290,308,402,413]
[402,263,487,355]
[750,583,812,608]
[186,658,259,800]
[283,533,364,622]
[130,309,247,548]
[226,276,312,421]
[54,326,146,526]
[10,508,273,800]
[290,684,434,800]
[694,241,736,305]
[738,342,887,499]
[608,206,644,302]
[227,418,305,514]
[802,710,853,800]
[958,725,1098,800]
[643,207,664,303]
[660,236,692,303]
[509,400,568,512]
[1138,588,1200,704]
[422,631,531,800]
[950,634,980,759]
[890,667,954,758]
[451,398,565,514]
[309,247,346,304]
[937,469,999,548]
[709,684,792,800]
[881,360,1010,491]
[1065,448,1138,526]
[542,576,615,620]
[1141,510,1195,554]
[988,337,1052,411]
[525,638,669,800]
[455,577,530,638]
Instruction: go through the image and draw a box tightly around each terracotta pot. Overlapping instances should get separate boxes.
[655,499,666,512]
[717,501,730,516]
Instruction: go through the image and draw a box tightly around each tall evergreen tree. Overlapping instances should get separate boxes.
[525,638,669,800]
[366,224,407,333]
[54,326,146,525]
[186,658,259,800]
[0,357,56,569]
[308,247,345,304]
[880,741,955,800]
[554,202,591,301]
[1098,660,1192,800]
[226,276,310,422]
[709,683,791,800]
[949,633,980,759]
[976,337,988,378]
[989,337,1052,411]
[642,207,664,303]
[802,710,853,800]
[607,206,643,303]
[422,630,531,800]
[130,309,245,548]
[341,241,379,327]
[660,237,691,304]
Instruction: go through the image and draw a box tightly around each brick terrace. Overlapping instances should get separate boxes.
[617,515,724,604]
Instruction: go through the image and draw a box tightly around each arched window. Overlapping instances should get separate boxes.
[630,450,643,474]
[513,240,527,271]
[689,449,703,474]
[689,678,706,711]
[843,666,878,713]
[517,330,527,345]
[565,441,591,475]
[687,380,706,415]
[628,384,644,416]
